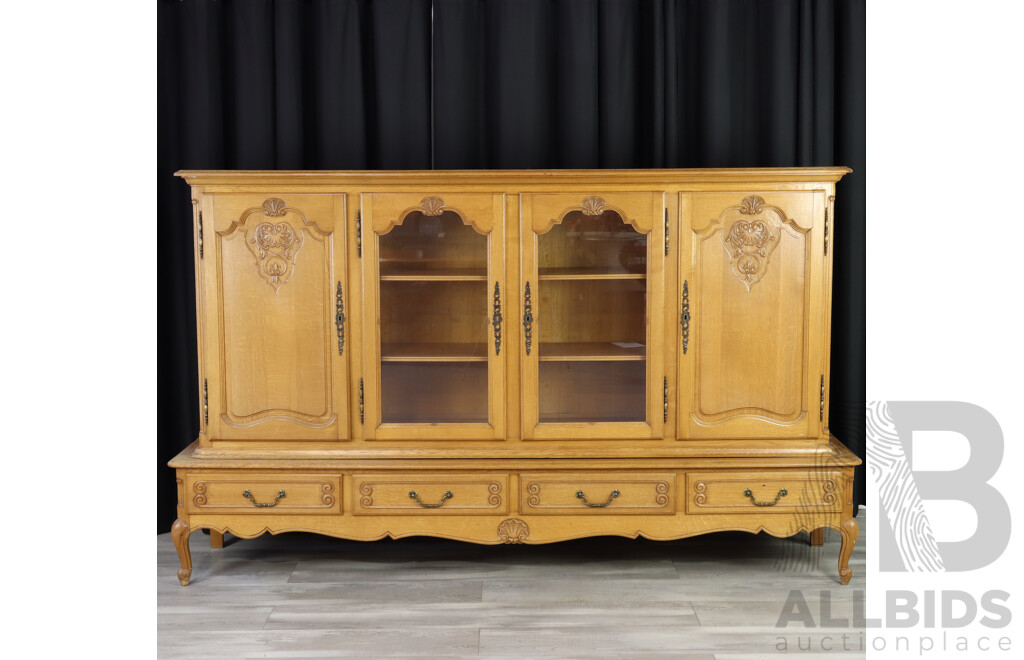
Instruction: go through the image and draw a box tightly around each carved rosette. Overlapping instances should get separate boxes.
[359,483,374,507]
[497,518,530,544]
[654,481,670,506]
[693,482,707,506]
[721,195,783,291]
[488,482,502,507]
[418,196,446,216]
[192,482,208,506]
[322,483,336,507]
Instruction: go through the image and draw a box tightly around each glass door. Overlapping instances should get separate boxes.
[361,194,506,440]
[521,193,665,440]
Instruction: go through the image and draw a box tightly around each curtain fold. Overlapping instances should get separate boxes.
[158,0,865,531]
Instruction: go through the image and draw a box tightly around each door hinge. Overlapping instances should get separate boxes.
[202,378,208,425]
[819,374,825,421]
[197,210,204,259]
[359,378,364,423]
[664,208,669,256]
[663,377,668,422]
[356,209,362,258]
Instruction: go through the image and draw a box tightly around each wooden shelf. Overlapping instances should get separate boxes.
[381,342,488,362]
[538,267,646,281]
[380,267,487,282]
[538,342,646,361]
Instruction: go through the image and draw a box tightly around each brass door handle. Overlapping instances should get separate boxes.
[409,490,453,508]
[492,282,502,355]
[242,489,287,507]
[523,281,533,356]
[743,488,788,507]
[335,282,345,355]
[576,489,620,507]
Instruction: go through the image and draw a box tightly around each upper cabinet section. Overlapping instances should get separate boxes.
[520,193,665,440]
[360,194,507,440]
[200,194,350,441]
[677,192,827,439]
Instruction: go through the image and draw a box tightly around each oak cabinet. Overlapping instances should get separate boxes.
[171,169,860,588]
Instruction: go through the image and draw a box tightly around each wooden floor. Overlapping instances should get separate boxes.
[158,511,866,659]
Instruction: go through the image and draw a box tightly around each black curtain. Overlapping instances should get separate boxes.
[158,0,866,532]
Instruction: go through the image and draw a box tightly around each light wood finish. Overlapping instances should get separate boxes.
[172,168,858,588]
[809,527,825,546]
[208,530,223,548]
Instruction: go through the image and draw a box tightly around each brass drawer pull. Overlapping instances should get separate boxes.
[242,489,287,507]
[409,490,454,508]
[743,487,788,507]
[576,489,620,508]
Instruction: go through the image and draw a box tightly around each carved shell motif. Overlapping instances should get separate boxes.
[580,196,607,216]
[721,196,781,291]
[497,518,530,544]
[418,197,446,216]
[245,198,305,293]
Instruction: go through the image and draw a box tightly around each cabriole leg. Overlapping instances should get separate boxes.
[809,528,825,546]
[172,519,193,586]
[838,516,859,585]
[210,530,224,548]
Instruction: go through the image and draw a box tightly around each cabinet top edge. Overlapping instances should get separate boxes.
[174,167,852,186]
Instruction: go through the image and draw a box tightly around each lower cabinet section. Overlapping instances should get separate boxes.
[170,449,860,588]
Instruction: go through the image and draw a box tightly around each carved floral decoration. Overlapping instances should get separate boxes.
[721,196,781,291]
[245,198,305,292]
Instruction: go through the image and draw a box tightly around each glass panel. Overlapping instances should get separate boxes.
[537,210,647,424]
[378,211,489,424]
[380,211,487,278]
[538,210,646,277]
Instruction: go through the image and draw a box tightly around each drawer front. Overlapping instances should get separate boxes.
[186,473,341,514]
[520,473,675,515]
[352,474,509,515]
[686,471,844,515]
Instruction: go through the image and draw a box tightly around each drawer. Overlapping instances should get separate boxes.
[185,473,341,514]
[352,473,509,515]
[520,473,675,515]
[686,471,844,514]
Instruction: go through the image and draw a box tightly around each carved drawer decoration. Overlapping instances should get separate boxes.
[352,474,509,516]
[185,473,342,515]
[519,473,675,515]
[686,471,843,515]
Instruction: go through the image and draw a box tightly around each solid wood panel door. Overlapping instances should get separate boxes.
[361,193,506,440]
[202,194,349,440]
[677,192,826,439]
[520,193,665,440]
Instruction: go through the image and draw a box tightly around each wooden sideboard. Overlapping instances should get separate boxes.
[169,168,860,586]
